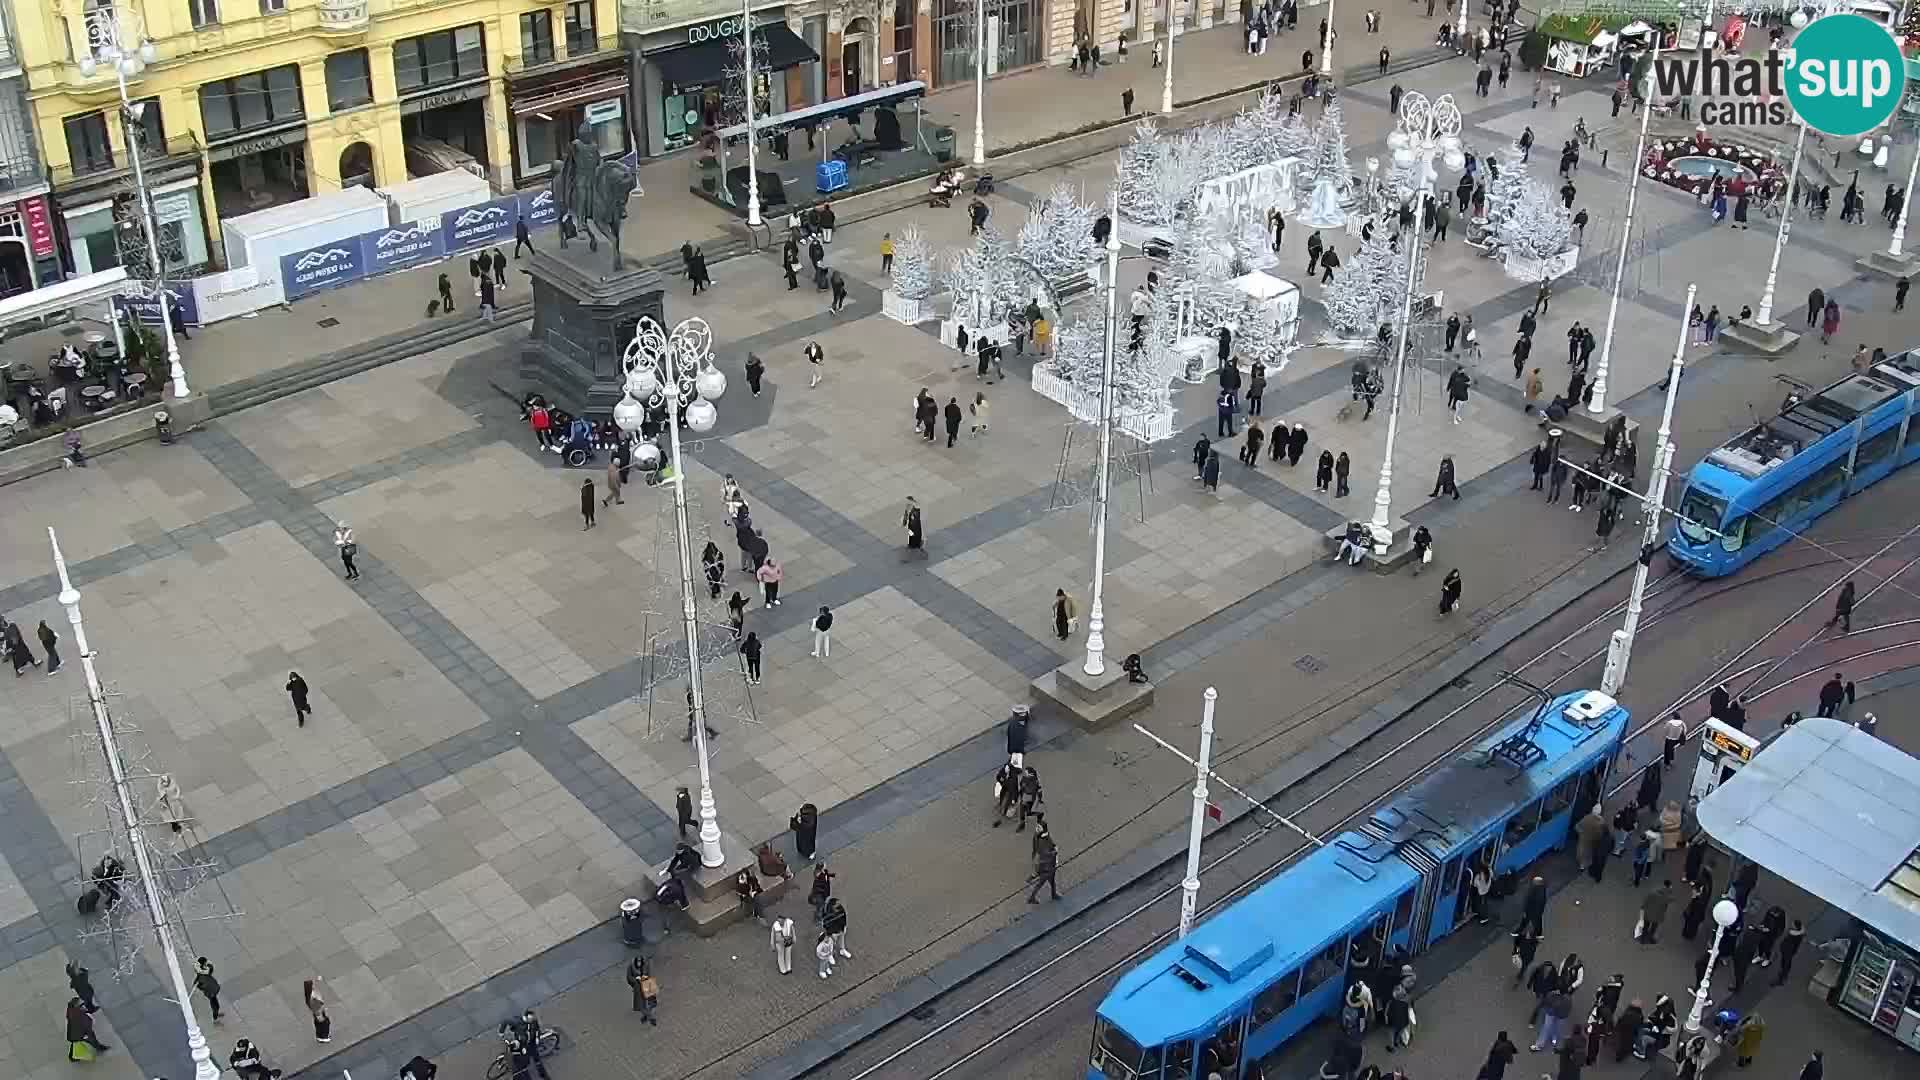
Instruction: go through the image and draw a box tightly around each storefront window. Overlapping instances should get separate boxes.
[565,0,597,55]
[521,12,555,66]
[63,112,112,175]
[893,0,915,80]
[200,65,305,138]
[65,186,208,278]
[326,50,373,112]
[662,90,697,151]
[521,113,560,174]
[934,0,1041,85]
[396,24,486,93]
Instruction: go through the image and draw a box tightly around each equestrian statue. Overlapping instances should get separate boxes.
[551,122,638,270]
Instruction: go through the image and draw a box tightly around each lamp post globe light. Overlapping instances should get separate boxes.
[76,10,189,400]
[1372,91,1463,551]
[1684,898,1744,1033]
[615,315,729,869]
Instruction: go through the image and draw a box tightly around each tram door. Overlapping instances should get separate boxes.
[1454,837,1499,931]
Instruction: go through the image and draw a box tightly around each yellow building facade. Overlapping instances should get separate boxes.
[18,0,626,274]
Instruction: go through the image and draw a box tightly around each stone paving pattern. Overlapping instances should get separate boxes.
[0,11,1915,1080]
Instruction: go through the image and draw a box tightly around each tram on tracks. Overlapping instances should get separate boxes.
[1668,350,1920,578]
[1088,689,1632,1080]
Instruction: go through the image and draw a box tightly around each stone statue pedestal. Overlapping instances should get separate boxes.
[519,244,666,416]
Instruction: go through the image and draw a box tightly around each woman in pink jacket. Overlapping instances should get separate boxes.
[756,557,784,608]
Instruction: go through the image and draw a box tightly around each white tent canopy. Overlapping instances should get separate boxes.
[0,267,130,330]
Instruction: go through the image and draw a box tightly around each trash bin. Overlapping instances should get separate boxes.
[620,897,647,947]
[153,408,173,444]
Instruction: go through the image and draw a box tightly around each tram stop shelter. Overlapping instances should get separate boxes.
[1695,717,1920,1050]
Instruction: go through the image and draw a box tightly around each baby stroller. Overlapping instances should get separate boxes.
[972,172,996,195]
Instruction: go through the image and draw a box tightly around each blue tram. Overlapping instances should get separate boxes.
[1089,690,1631,1080]
[1668,351,1920,577]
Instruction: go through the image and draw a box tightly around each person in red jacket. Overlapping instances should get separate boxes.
[529,403,552,449]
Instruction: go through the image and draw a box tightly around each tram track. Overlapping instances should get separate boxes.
[804,523,1920,1080]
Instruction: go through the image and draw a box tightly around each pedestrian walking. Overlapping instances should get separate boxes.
[1663,712,1685,766]
[578,478,596,529]
[67,997,110,1060]
[1192,435,1212,477]
[823,896,852,957]
[829,270,848,313]
[879,232,894,274]
[626,956,659,1023]
[1335,451,1351,496]
[1513,332,1532,379]
[436,272,454,314]
[1826,579,1855,633]
[1203,450,1221,493]
[1817,671,1852,717]
[1431,455,1459,499]
[478,273,496,322]
[602,455,624,506]
[1241,422,1265,466]
[1775,920,1805,984]
[332,521,359,580]
[1512,923,1543,985]
[1028,833,1060,902]
[514,217,533,258]
[1515,874,1548,938]
[304,978,331,1042]
[491,248,507,287]
[771,914,796,974]
[67,961,97,1013]
[1309,450,1329,492]
[1595,498,1619,548]
[811,605,833,657]
[969,392,990,434]
[902,495,924,553]
[1439,568,1463,614]
[1639,879,1673,943]
[804,340,825,387]
[1898,276,1910,312]
[943,397,963,447]
[1288,423,1308,467]
[1053,588,1077,640]
[675,786,696,838]
[756,557,783,607]
[1446,366,1471,423]
[1821,299,1840,343]
[192,957,223,1022]
[1530,441,1551,490]
[38,619,60,675]
[815,930,837,978]
[286,671,312,726]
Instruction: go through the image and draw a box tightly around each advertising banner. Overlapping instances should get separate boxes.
[364,219,446,275]
[19,196,54,257]
[520,187,559,229]
[440,196,520,253]
[115,282,200,327]
[280,238,368,301]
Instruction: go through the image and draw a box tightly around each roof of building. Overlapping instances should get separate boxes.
[1697,717,1920,947]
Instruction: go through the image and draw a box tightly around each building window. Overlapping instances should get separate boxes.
[325,49,373,111]
[127,97,165,152]
[63,112,112,175]
[520,11,554,66]
[200,65,305,139]
[189,0,220,28]
[893,0,915,81]
[260,0,286,11]
[394,24,486,94]
[564,1,596,55]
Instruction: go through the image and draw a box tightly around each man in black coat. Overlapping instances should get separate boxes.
[1005,705,1030,759]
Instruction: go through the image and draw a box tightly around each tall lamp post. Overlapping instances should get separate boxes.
[614,317,730,869]
[1083,189,1123,677]
[1373,92,1464,550]
[1319,0,1336,76]
[1178,687,1217,939]
[77,10,189,400]
[1162,0,1178,114]
[1888,129,1920,259]
[1601,283,1694,697]
[973,0,987,166]
[1455,0,1468,50]
[51,529,222,1080]
[1685,898,1742,1033]
[1588,32,1661,415]
[742,0,761,227]
[1753,123,1806,326]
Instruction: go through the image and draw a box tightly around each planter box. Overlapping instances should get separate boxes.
[940,319,1009,351]
[1504,245,1580,283]
[883,289,934,324]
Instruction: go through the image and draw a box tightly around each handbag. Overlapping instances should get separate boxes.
[342,542,358,558]
[1633,913,1645,940]
[1421,547,1434,564]
[639,975,659,999]
[1510,950,1524,970]
[70,1041,96,1062]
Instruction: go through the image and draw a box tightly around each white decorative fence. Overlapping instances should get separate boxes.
[1031,365,1177,443]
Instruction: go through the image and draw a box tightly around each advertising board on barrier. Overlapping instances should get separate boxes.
[522,186,559,229]
[365,219,446,274]
[193,266,283,323]
[116,283,200,327]
[440,195,520,252]
[280,240,367,301]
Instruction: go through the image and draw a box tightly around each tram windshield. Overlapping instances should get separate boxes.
[1091,1017,1158,1078]
[1676,487,1726,544]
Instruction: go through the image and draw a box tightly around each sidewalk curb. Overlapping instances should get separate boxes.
[741,543,1645,1080]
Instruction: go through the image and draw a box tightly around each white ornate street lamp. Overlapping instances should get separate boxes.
[615,316,730,869]
[1888,131,1920,259]
[1082,190,1123,677]
[1684,898,1742,1033]
[1456,0,1468,49]
[1587,28,1667,416]
[51,529,223,1080]
[1373,92,1464,550]
[77,9,189,400]
[1754,122,1806,326]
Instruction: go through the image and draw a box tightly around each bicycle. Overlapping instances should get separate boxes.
[484,1026,565,1080]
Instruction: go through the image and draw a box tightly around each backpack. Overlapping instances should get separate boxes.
[1341,1001,1366,1037]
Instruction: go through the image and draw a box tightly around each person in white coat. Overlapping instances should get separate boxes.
[815,931,837,979]
[771,916,796,974]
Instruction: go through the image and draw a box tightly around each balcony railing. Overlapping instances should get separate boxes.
[317,0,369,33]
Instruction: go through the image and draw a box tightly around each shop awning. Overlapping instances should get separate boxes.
[653,23,817,89]
[512,75,630,116]
[0,267,129,329]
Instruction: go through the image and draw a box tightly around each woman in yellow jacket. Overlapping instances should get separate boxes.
[880,232,894,274]
[1032,317,1051,355]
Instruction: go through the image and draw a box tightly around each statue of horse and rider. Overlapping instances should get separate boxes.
[551,123,639,270]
